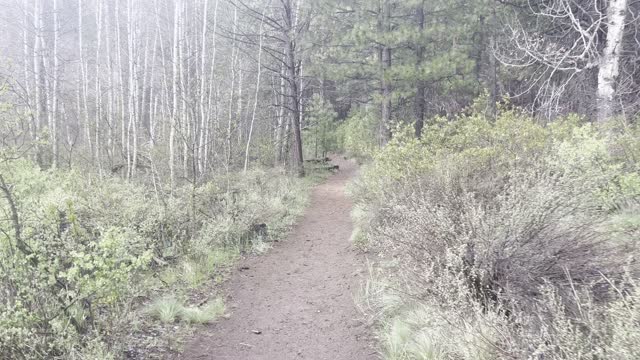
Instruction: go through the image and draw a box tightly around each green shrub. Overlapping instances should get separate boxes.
[337,108,380,161]
[353,108,640,359]
[0,157,313,358]
[146,296,225,325]
[180,298,226,325]
[146,296,184,324]
[0,160,154,357]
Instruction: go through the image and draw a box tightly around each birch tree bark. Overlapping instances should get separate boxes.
[22,0,34,140]
[379,0,392,144]
[126,0,136,178]
[33,0,47,166]
[170,0,181,188]
[414,0,425,138]
[197,0,210,177]
[244,0,271,172]
[52,0,60,167]
[226,7,239,170]
[78,0,91,158]
[106,1,115,163]
[94,0,103,174]
[498,0,631,121]
[597,0,629,122]
[204,0,220,175]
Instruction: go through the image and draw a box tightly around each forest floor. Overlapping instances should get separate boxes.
[177,157,377,360]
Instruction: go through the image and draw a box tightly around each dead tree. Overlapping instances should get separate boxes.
[497,0,630,121]
[229,0,311,177]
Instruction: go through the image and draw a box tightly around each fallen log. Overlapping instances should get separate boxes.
[320,165,339,172]
[304,157,331,163]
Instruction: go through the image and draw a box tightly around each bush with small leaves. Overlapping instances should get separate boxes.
[0,157,313,359]
[354,108,640,359]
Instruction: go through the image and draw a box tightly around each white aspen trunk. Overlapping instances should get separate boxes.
[226,7,239,170]
[131,0,141,178]
[160,95,167,141]
[597,0,628,122]
[179,1,188,178]
[275,61,286,165]
[141,29,151,135]
[105,1,115,162]
[125,0,134,178]
[148,30,159,147]
[33,0,42,147]
[151,95,159,144]
[154,0,170,144]
[23,0,34,139]
[282,114,291,168]
[236,68,244,145]
[34,0,48,166]
[78,0,92,158]
[62,104,74,166]
[170,0,181,188]
[379,0,392,144]
[41,2,53,166]
[197,0,210,176]
[52,0,60,168]
[244,0,270,172]
[94,0,103,174]
[298,60,305,139]
[115,0,127,161]
[204,0,220,174]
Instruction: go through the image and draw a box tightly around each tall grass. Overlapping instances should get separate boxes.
[146,296,226,325]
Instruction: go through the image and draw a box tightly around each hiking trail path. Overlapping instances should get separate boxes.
[180,157,376,360]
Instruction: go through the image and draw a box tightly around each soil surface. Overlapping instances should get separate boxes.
[179,157,376,360]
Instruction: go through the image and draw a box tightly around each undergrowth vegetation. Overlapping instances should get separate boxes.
[0,157,319,359]
[349,106,640,359]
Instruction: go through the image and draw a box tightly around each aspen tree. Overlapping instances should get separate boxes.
[244,0,271,172]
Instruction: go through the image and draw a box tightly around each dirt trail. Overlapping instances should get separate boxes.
[180,157,376,360]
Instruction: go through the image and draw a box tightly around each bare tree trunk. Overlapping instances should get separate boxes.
[236,69,244,146]
[126,0,136,178]
[154,0,170,145]
[34,0,47,166]
[78,0,92,159]
[275,59,286,165]
[170,0,181,188]
[204,0,220,174]
[106,1,115,164]
[414,0,425,138]
[116,0,127,165]
[148,29,159,148]
[244,0,270,172]
[379,0,392,144]
[23,0,34,139]
[285,15,304,175]
[226,7,239,170]
[51,0,60,167]
[197,0,210,177]
[179,1,188,178]
[131,0,141,179]
[94,0,103,174]
[597,0,628,122]
[488,3,498,120]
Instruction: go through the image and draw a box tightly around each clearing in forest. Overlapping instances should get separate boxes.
[180,158,375,360]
